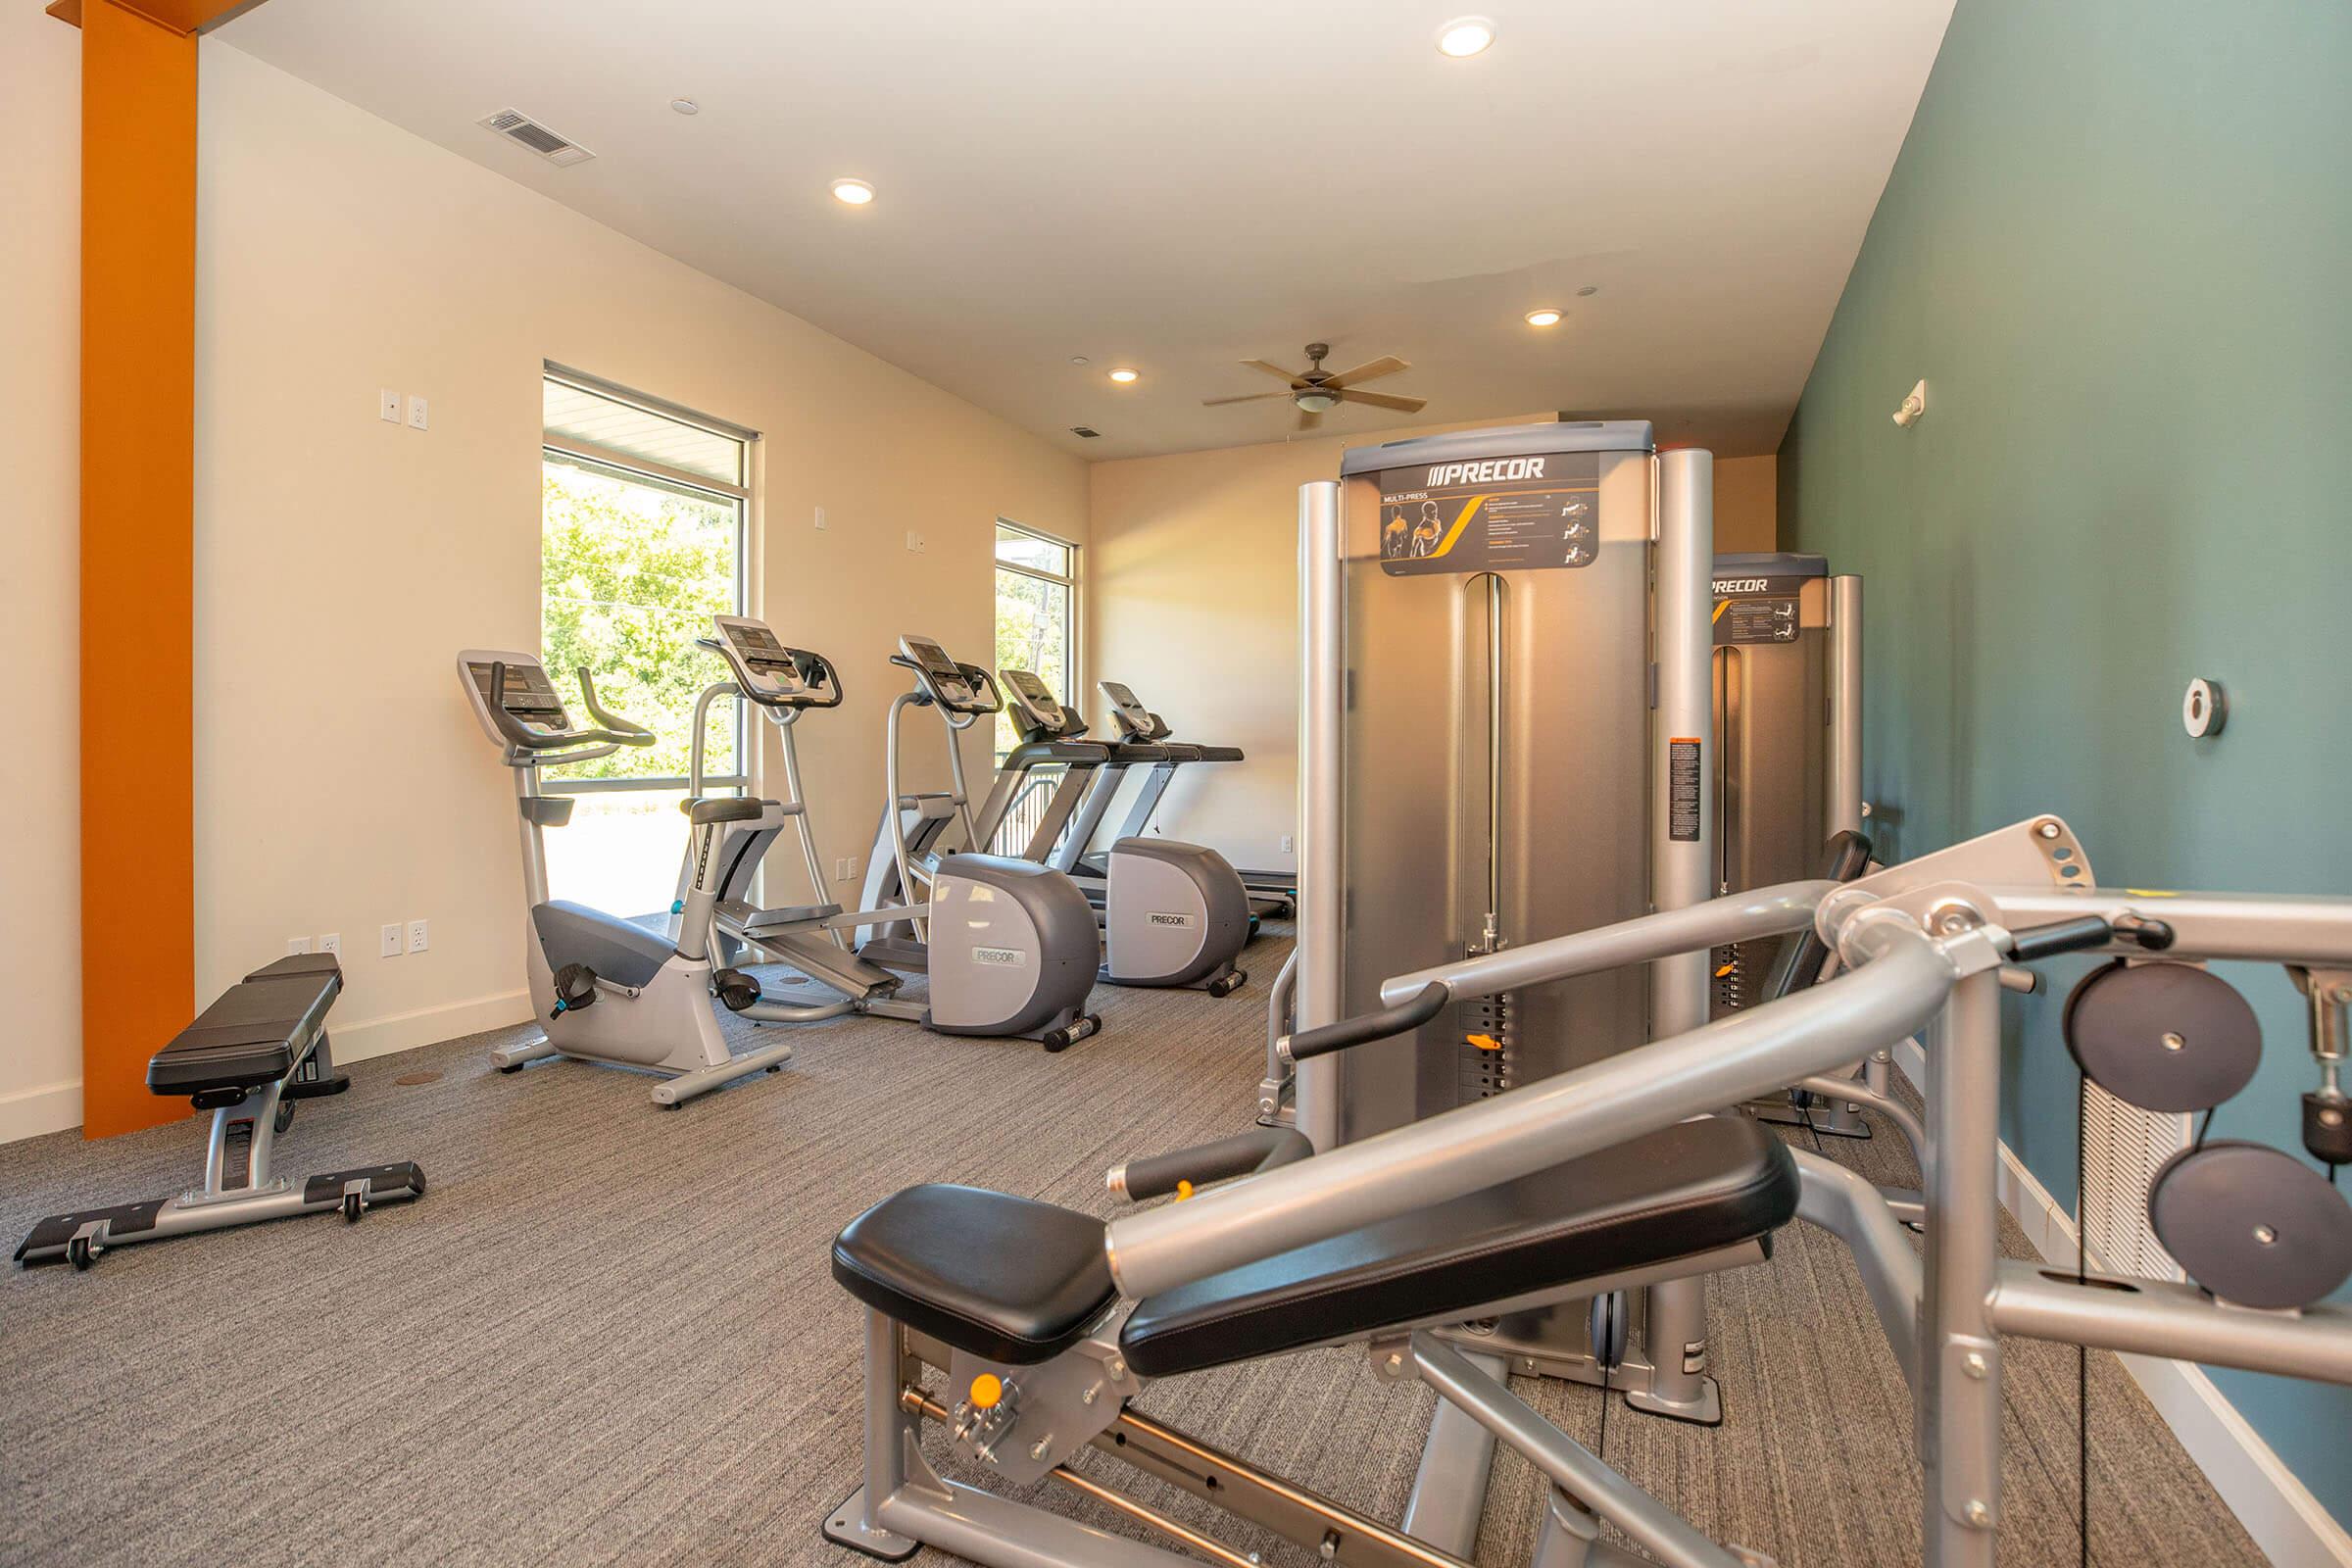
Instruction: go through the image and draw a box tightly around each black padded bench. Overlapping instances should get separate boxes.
[831,1117,1798,1374]
[16,954,425,1270]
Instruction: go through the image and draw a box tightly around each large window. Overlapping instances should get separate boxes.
[993,521,1078,760]
[539,367,756,913]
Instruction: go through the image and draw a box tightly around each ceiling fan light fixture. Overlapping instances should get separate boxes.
[830,177,875,206]
[1525,308,1563,327]
[1296,390,1340,413]
[1437,17,1495,57]
[1107,368,1140,384]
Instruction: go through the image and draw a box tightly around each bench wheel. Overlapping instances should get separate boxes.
[68,1236,94,1271]
[342,1192,365,1223]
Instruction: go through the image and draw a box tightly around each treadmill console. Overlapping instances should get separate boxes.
[708,614,842,709]
[455,650,570,744]
[898,635,1001,715]
[999,668,1082,739]
[1098,680,1168,742]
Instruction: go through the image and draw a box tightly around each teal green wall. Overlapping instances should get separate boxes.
[1779,0,2352,1527]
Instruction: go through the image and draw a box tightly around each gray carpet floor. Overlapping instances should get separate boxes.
[0,928,2263,1567]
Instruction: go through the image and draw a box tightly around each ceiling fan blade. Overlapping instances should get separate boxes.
[1297,407,1324,433]
[1321,355,1407,389]
[1200,390,1296,407]
[1240,359,1305,385]
[1337,388,1428,414]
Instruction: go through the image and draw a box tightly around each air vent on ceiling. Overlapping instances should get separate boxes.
[477,109,595,168]
[1069,426,1102,439]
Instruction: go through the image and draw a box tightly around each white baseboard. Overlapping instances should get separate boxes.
[0,990,532,1147]
[1892,1039,2352,1566]
[0,1079,84,1145]
[326,988,533,1065]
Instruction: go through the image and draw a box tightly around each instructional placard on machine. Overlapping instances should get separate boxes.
[1376,450,1601,575]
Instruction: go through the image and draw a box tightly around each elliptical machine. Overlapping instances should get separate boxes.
[848,636,1103,1050]
[455,650,800,1107]
[996,669,1250,997]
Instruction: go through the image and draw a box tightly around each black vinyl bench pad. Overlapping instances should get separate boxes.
[829,1118,1798,1373]
[145,953,342,1096]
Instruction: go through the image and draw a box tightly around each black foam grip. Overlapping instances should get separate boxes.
[2010,916,2120,962]
[1119,1129,1313,1200]
[1287,982,1450,1061]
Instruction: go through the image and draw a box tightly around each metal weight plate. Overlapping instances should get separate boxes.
[2063,960,2260,1112]
[2148,1142,2352,1310]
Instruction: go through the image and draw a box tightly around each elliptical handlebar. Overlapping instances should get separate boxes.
[574,666,656,745]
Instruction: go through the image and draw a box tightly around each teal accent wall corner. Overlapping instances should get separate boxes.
[1778,0,2352,1528]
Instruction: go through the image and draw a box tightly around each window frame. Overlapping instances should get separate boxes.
[539,366,758,796]
[993,519,1081,758]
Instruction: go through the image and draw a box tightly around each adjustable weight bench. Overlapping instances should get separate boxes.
[822,1116,1798,1565]
[16,954,425,1270]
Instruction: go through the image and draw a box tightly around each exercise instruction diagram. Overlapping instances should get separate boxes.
[1376,450,1600,575]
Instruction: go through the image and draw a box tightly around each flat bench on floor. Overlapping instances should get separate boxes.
[15,954,425,1270]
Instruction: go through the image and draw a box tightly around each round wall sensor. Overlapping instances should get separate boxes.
[2182,677,2227,738]
[669,98,700,116]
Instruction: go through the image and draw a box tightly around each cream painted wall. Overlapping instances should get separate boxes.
[170,43,1086,1104]
[1083,431,1775,869]
[0,6,85,1141]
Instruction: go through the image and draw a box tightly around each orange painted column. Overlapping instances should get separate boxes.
[75,0,198,1138]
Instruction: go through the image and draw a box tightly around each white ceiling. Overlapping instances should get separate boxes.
[219,0,1954,462]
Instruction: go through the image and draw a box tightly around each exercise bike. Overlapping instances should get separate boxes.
[456,650,799,1107]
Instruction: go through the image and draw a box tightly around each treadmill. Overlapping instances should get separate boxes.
[1048,680,1295,919]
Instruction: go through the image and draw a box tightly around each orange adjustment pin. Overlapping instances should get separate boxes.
[1175,1179,1195,1200]
[1467,1033,1502,1053]
[970,1373,1004,1409]
[1715,962,1737,978]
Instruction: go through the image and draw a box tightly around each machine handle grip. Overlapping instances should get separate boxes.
[797,651,846,709]
[2008,913,2177,961]
[1108,1128,1314,1202]
[1282,982,1450,1063]
[575,668,656,746]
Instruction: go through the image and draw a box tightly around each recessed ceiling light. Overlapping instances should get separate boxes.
[1525,308,1563,328]
[1107,368,1140,384]
[830,177,875,206]
[1437,17,1494,57]
[669,98,700,116]
[1578,285,1598,297]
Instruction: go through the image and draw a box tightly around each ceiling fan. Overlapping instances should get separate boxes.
[1201,343,1426,432]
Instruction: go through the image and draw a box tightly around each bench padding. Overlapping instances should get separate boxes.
[145,954,343,1097]
[832,1185,1114,1365]
[1117,1118,1796,1377]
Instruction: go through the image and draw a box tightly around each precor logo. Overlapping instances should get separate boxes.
[972,947,1026,967]
[1148,912,1199,928]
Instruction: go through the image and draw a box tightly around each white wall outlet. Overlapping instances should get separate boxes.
[905,528,919,553]
[378,388,402,423]
[406,393,429,431]
[408,918,430,954]
[1280,834,1295,855]
[318,932,342,957]
[813,506,828,530]
[286,936,312,956]
[380,922,404,958]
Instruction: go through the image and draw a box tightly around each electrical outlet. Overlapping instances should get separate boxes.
[813,506,827,530]
[406,394,429,431]
[380,922,404,958]
[286,936,312,956]
[378,388,402,423]
[318,932,342,957]
[408,918,429,954]
[1280,834,1295,855]
[905,529,919,553]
